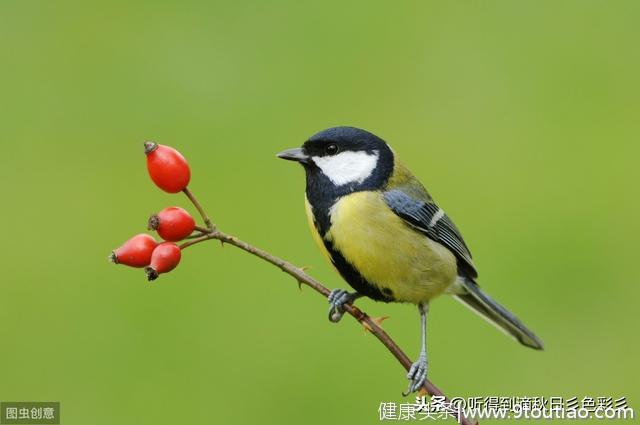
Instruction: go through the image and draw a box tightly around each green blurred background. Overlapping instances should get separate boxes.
[1,1,638,424]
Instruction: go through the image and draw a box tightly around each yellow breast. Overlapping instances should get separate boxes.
[318,191,457,303]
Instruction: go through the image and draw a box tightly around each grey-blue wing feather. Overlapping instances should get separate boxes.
[383,189,477,278]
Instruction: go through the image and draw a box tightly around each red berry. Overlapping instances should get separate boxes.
[148,207,195,241]
[110,234,158,268]
[145,242,182,281]
[144,142,191,193]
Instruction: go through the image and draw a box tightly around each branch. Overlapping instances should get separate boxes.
[183,187,214,230]
[181,191,477,425]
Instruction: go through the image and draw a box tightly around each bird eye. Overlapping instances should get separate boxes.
[325,143,339,155]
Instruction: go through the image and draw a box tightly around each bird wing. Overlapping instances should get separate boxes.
[382,189,478,278]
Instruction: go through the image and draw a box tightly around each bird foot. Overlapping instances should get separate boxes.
[403,355,428,396]
[328,289,357,323]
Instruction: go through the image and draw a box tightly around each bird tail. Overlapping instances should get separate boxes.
[453,278,544,350]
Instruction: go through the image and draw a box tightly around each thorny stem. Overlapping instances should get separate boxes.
[180,189,477,425]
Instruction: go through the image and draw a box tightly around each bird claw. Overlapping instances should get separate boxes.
[403,356,428,396]
[328,289,355,323]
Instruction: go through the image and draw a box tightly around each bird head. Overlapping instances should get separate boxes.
[277,126,394,193]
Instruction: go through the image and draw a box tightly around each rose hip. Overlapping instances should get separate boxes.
[144,142,191,193]
[145,242,182,281]
[110,234,158,268]
[148,207,195,242]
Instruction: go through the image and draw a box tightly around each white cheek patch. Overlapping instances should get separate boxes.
[312,150,379,186]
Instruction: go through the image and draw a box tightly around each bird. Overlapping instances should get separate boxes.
[277,126,543,394]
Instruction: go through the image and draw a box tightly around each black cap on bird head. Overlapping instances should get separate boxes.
[277,126,394,193]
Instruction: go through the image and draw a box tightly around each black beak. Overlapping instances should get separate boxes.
[277,147,309,163]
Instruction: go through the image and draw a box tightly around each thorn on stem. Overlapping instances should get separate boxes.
[363,316,390,333]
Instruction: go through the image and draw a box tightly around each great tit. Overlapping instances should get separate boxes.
[278,126,543,394]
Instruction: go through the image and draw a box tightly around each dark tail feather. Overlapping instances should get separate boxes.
[454,279,544,350]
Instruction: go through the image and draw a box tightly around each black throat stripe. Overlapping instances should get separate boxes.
[321,238,394,303]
